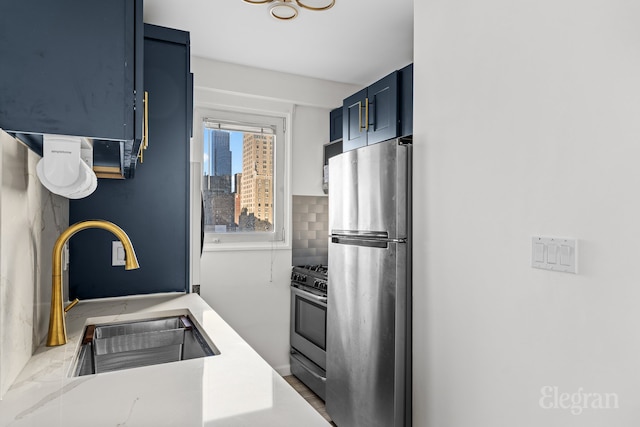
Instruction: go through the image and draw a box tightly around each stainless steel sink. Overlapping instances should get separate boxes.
[72,315,217,376]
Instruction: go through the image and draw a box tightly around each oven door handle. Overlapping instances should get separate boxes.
[291,286,327,304]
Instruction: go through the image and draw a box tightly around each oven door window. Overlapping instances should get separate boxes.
[294,296,326,350]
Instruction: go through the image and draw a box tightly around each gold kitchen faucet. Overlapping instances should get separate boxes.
[47,220,139,347]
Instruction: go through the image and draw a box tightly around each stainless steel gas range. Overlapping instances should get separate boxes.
[290,265,328,400]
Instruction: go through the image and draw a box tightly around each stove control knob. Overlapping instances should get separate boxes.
[313,279,326,291]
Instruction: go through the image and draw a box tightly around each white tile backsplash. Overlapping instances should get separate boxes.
[0,131,68,399]
[292,196,328,266]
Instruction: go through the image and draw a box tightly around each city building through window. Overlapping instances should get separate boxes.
[198,110,286,246]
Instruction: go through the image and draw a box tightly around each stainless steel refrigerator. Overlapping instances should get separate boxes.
[327,137,412,427]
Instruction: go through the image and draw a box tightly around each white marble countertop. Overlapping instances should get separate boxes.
[0,293,330,427]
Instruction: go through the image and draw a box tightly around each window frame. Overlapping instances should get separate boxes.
[194,107,291,251]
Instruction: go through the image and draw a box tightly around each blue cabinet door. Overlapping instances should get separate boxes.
[329,107,343,142]
[366,72,399,145]
[68,24,191,299]
[343,88,368,152]
[341,72,400,151]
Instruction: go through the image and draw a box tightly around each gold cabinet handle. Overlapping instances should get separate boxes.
[144,91,149,150]
[138,91,149,163]
[364,97,369,131]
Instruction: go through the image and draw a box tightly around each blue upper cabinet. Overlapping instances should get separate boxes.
[0,0,144,178]
[329,107,343,142]
[399,63,413,138]
[341,65,413,152]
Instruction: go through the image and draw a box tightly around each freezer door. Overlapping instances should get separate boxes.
[326,237,410,427]
[328,138,410,239]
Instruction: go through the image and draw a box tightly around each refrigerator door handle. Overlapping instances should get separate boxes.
[331,236,406,248]
[331,229,389,239]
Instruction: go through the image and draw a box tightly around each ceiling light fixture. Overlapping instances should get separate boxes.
[242,0,335,21]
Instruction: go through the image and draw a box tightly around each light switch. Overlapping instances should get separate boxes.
[560,245,572,266]
[531,236,577,274]
[112,241,126,266]
[63,243,70,271]
[533,243,545,262]
[547,244,558,264]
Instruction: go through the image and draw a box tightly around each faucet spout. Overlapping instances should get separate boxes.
[47,220,139,347]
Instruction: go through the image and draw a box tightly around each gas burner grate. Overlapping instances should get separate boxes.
[296,265,328,276]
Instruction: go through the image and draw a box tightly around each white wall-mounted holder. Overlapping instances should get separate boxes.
[531,236,578,274]
[35,134,97,199]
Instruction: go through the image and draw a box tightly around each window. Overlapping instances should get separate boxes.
[195,108,288,248]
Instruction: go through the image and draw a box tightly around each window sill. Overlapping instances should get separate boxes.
[202,240,291,252]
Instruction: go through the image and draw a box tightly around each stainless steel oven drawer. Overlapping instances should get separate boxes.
[290,350,326,401]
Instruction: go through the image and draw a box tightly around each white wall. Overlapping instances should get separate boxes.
[0,131,67,398]
[192,58,358,110]
[414,1,640,426]
[291,105,329,197]
[193,57,358,372]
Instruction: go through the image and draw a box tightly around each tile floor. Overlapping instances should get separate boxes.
[283,375,336,426]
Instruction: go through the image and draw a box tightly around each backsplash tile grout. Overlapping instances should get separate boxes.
[292,196,328,267]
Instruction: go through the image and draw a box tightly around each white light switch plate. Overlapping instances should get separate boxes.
[531,236,577,274]
[112,241,126,266]
[63,243,69,271]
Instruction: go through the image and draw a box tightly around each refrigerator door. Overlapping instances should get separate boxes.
[326,236,410,427]
[328,138,410,239]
